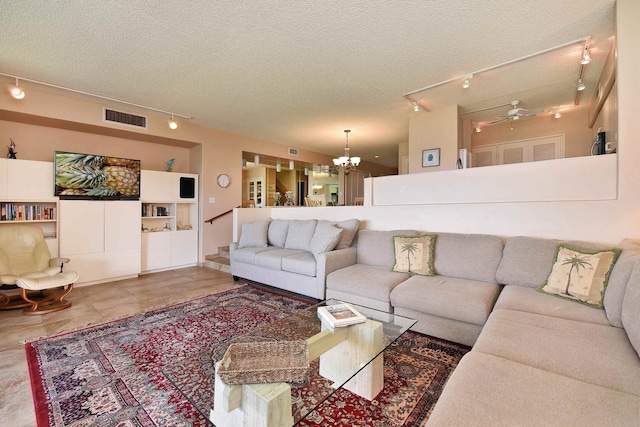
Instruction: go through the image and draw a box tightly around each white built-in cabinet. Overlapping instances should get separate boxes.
[472,135,565,167]
[140,170,198,273]
[0,158,59,257]
[59,200,141,284]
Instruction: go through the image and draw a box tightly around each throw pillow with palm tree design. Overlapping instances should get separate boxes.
[538,244,621,308]
[392,234,436,276]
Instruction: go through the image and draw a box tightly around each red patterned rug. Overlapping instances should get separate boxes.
[26,285,469,426]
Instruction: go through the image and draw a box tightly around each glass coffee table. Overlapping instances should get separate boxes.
[165,299,416,426]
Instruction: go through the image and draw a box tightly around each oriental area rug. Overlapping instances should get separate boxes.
[25,285,469,427]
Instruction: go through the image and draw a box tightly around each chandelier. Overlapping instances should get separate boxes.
[332,129,360,174]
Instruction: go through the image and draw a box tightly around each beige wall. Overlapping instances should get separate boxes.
[592,80,618,151]
[409,104,459,173]
[471,105,594,158]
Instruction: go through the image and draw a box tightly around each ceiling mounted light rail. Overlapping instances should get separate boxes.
[0,71,192,129]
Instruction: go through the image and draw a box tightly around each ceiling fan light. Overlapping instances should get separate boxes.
[512,115,520,120]
[577,79,586,91]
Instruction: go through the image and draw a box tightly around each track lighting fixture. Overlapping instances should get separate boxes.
[304,167,309,176]
[577,79,586,91]
[276,163,281,172]
[554,111,562,119]
[168,114,178,130]
[254,155,260,165]
[1,72,192,124]
[7,78,25,99]
[413,102,420,112]
[475,126,481,133]
[462,74,473,89]
[580,43,591,65]
[289,160,294,170]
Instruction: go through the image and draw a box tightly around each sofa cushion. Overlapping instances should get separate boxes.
[427,351,640,427]
[237,220,270,248]
[494,285,610,325]
[356,230,417,267]
[390,275,501,326]
[254,248,308,270]
[605,239,640,327]
[433,233,504,283]
[496,236,559,287]
[474,308,640,396]
[622,261,640,357]
[392,234,435,276]
[326,264,410,303]
[281,252,317,277]
[284,220,318,251]
[232,246,281,264]
[538,244,621,309]
[333,218,360,249]
[268,219,290,247]
[309,222,342,255]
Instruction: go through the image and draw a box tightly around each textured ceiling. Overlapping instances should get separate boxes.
[0,1,616,168]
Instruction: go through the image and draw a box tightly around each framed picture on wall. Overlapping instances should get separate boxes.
[422,148,440,167]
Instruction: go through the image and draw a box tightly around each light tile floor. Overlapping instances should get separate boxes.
[0,267,239,427]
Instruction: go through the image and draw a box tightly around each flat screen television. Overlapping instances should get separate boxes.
[54,151,141,200]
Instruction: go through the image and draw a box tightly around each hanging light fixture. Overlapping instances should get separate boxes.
[7,78,25,99]
[289,160,294,170]
[168,114,178,129]
[276,163,281,172]
[577,79,586,91]
[332,130,360,175]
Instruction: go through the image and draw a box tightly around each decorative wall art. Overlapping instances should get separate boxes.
[422,148,440,167]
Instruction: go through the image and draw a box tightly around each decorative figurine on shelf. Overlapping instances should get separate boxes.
[166,158,175,172]
[273,191,281,206]
[163,223,171,232]
[7,138,17,159]
[284,191,295,206]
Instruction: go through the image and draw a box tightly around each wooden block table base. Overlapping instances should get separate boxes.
[211,361,294,427]
[210,319,384,427]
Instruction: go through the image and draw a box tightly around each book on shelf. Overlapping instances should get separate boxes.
[317,302,366,328]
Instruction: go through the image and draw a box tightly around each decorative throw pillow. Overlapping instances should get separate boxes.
[333,219,360,249]
[392,234,436,276]
[538,244,622,309]
[309,223,343,256]
[237,220,270,249]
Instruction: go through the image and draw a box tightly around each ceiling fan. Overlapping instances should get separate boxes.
[490,100,544,124]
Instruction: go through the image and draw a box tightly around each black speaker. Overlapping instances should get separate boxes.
[179,177,195,199]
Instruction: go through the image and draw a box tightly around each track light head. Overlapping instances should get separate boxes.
[276,163,281,172]
[168,114,178,129]
[462,74,473,89]
[8,78,25,99]
[554,112,562,119]
[475,126,481,133]
[577,79,586,91]
[580,53,591,65]
[413,102,420,112]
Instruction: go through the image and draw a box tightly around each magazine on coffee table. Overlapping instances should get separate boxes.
[317,302,366,327]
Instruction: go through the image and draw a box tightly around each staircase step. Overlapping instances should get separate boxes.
[217,246,231,258]
[204,255,231,273]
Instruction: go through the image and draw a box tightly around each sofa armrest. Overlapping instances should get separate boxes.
[316,247,357,279]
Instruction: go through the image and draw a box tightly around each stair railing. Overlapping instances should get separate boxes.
[205,206,239,224]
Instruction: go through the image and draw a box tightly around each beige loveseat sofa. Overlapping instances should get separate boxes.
[325,230,640,426]
[229,218,359,299]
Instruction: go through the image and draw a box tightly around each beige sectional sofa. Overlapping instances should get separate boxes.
[325,231,640,426]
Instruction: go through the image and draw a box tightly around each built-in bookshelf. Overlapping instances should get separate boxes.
[0,201,58,240]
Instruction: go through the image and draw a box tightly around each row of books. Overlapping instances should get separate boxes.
[0,203,56,221]
[142,204,171,217]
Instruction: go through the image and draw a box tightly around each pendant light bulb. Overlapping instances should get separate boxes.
[168,114,178,130]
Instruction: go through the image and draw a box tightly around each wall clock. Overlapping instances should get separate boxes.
[216,174,231,188]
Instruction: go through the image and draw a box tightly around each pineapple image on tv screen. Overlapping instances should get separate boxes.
[55,152,141,199]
